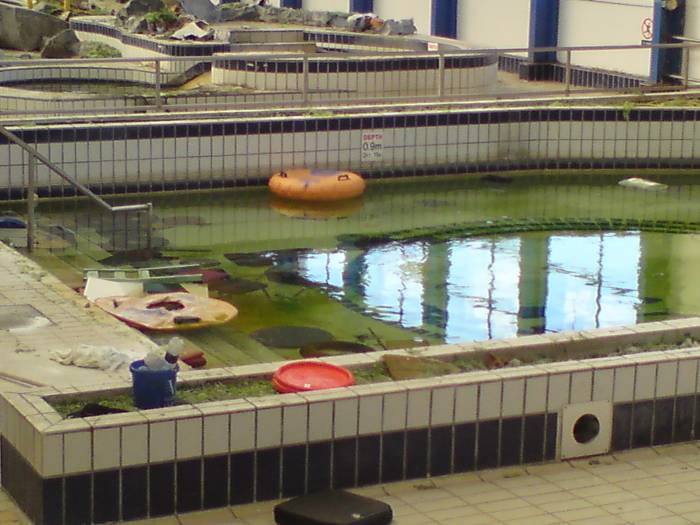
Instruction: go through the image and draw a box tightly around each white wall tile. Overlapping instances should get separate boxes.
[677,359,699,396]
[334,398,358,439]
[64,431,92,474]
[382,392,407,432]
[454,384,478,423]
[501,379,524,418]
[256,407,282,449]
[93,427,120,471]
[406,389,431,429]
[283,404,308,445]
[635,363,657,401]
[307,401,332,442]
[204,414,229,456]
[177,417,203,459]
[358,394,382,435]
[570,371,593,404]
[122,424,148,467]
[478,381,502,420]
[150,421,176,463]
[430,386,455,426]
[613,365,636,403]
[230,410,255,453]
[41,433,63,477]
[592,368,614,402]
[525,376,548,414]
[547,374,570,411]
[656,360,678,398]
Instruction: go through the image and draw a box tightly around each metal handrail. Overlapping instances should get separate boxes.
[0,125,153,251]
[1,40,699,119]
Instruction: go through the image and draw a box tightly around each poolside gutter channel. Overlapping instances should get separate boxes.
[3,318,700,523]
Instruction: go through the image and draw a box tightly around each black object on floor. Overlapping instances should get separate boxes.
[274,489,393,525]
[68,403,128,418]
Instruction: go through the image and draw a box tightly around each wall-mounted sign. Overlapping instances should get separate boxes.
[641,17,653,40]
[361,131,384,162]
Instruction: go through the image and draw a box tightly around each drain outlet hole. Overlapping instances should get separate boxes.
[573,414,600,444]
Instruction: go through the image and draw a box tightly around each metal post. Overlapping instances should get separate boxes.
[302,55,309,105]
[62,0,69,11]
[437,53,445,98]
[682,45,690,89]
[564,49,572,95]
[144,202,153,251]
[154,60,163,110]
[26,152,37,253]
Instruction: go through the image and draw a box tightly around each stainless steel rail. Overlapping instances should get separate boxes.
[1,41,699,119]
[0,125,153,252]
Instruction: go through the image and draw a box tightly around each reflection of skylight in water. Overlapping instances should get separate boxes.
[445,238,520,343]
[546,235,601,331]
[599,233,640,327]
[362,242,426,328]
[297,251,347,297]
[546,233,640,332]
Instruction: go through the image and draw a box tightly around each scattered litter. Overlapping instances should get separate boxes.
[7,315,52,334]
[50,344,142,371]
[83,276,144,302]
[170,20,214,41]
[618,177,668,191]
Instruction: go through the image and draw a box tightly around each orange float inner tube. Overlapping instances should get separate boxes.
[269,168,366,202]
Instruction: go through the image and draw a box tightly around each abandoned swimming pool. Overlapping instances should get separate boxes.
[24,170,700,365]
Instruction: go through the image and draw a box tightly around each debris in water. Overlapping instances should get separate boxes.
[618,177,668,191]
[251,326,334,349]
[300,341,374,358]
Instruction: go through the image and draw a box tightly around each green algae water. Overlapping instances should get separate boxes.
[29,171,700,364]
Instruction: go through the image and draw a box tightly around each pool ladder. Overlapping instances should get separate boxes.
[0,124,153,252]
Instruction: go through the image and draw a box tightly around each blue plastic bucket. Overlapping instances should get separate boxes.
[130,359,178,409]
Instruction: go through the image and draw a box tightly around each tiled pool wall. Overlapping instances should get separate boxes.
[1,105,700,199]
[211,54,497,95]
[497,55,645,90]
[3,319,700,524]
[1,19,493,114]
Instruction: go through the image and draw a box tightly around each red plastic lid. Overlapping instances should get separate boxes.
[272,361,355,393]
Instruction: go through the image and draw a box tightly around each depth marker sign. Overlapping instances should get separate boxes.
[361,131,384,162]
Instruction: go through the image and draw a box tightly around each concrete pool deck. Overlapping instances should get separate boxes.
[0,243,156,391]
[4,441,700,525]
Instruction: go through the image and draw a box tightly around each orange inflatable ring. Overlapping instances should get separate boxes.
[269,168,366,202]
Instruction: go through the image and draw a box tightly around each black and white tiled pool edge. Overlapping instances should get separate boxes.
[3,318,700,523]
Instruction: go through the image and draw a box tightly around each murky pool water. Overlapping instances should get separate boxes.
[30,172,700,364]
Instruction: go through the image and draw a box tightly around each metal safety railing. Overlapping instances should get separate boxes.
[0,125,153,252]
[2,40,700,119]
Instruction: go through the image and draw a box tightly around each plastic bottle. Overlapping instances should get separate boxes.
[143,337,185,370]
[163,337,185,365]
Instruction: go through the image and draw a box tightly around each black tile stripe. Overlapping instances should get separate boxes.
[203,455,229,509]
[380,431,405,483]
[307,442,331,493]
[332,437,357,489]
[176,459,202,513]
[0,402,695,523]
[64,474,91,525]
[121,466,147,521]
[149,462,175,517]
[282,445,307,497]
[5,107,698,147]
[255,448,280,501]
